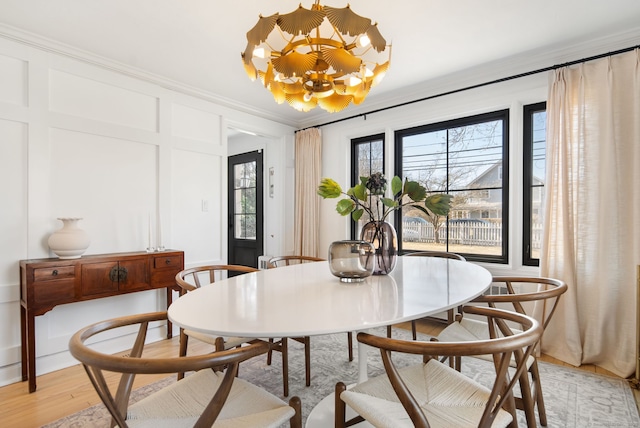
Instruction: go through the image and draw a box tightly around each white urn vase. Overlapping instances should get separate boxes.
[47,217,91,259]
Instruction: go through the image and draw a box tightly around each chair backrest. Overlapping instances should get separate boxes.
[267,255,325,269]
[175,264,258,292]
[476,276,567,331]
[404,251,466,261]
[68,311,272,427]
[355,306,543,428]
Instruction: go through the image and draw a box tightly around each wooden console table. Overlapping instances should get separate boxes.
[19,250,184,392]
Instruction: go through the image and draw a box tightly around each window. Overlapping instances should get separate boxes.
[395,110,509,263]
[523,102,546,266]
[233,161,257,239]
[350,134,385,239]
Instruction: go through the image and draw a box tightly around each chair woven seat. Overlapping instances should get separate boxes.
[437,318,535,369]
[342,360,514,428]
[335,306,543,428]
[127,369,295,428]
[68,311,302,428]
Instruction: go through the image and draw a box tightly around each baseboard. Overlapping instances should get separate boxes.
[0,324,168,388]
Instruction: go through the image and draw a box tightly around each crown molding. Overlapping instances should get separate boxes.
[2,22,638,131]
[0,23,299,128]
[297,26,640,130]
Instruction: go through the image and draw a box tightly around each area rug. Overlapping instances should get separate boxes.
[45,328,640,427]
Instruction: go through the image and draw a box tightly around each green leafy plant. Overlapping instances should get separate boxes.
[317,172,452,223]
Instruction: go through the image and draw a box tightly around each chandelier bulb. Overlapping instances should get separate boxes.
[253,47,269,59]
[348,76,362,86]
[303,92,313,102]
[358,34,371,48]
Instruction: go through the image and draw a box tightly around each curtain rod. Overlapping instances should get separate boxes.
[297,43,640,132]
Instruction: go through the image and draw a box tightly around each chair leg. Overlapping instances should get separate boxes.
[516,364,538,428]
[411,320,417,340]
[289,396,302,428]
[304,336,311,386]
[281,338,289,397]
[347,332,353,362]
[214,337,230,374]
[335,382,347,428]
[386,325,392,338]
[454,355,461,371]
[177,329,188,380]
[267,338,274,365]
[530,361,547,426]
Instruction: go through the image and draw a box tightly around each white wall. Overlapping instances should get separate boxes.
[318,73,549,278]
[0,35,294,387]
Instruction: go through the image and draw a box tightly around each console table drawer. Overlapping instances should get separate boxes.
[33,279,76,305]
[151,269,179,288]
[153,255,182,269]
[34,266,75,282]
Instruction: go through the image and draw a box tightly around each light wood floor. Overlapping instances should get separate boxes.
[0,320,637,427]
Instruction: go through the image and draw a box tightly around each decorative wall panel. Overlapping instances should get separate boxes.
[0,54,26,106]
[48,127,157,255]
[171,148,223,263]
[49,70,158,131]
[171,103,220,144]
[0,119,27,283]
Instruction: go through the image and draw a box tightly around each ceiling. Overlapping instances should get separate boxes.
[1,0,640,129]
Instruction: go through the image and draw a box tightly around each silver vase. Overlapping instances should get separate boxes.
[328,240,375,283]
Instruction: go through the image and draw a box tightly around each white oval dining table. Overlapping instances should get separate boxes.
[168,256,492,427]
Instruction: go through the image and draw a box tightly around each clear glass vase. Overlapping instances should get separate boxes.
[328,240,375,282]
[360,221,397,275]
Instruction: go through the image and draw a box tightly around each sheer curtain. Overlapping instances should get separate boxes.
[541,49,640,377]
[293,128,322,257]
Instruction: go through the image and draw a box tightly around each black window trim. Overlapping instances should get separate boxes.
[522,101,546,267]
[350,133,386,240]
[393,109,510,264]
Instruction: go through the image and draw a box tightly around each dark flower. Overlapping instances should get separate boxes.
[364,172,387,195]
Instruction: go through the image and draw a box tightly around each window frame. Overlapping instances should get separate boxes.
[522,101,546,267]
[394,110,510,264]
[350,133,385,239]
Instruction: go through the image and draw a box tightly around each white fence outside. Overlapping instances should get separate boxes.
[402,221,543,251]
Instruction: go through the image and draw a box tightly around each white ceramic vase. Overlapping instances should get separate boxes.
[47,217,91,259]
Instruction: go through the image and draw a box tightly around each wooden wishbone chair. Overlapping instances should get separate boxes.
[335,305,543,428]
[267,255,356,389]
[267,255,327,268]
[69,311,302,428]
[175,264,291,397]
[436,276,568,428]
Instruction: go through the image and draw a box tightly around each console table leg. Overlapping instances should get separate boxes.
[166,287,173,339]
[20,305,27,382]
[21,309,36,393]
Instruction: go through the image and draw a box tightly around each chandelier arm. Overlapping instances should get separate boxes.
[280,37,348,56]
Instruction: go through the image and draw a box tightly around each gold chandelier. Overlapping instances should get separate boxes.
[241,1,391,113]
